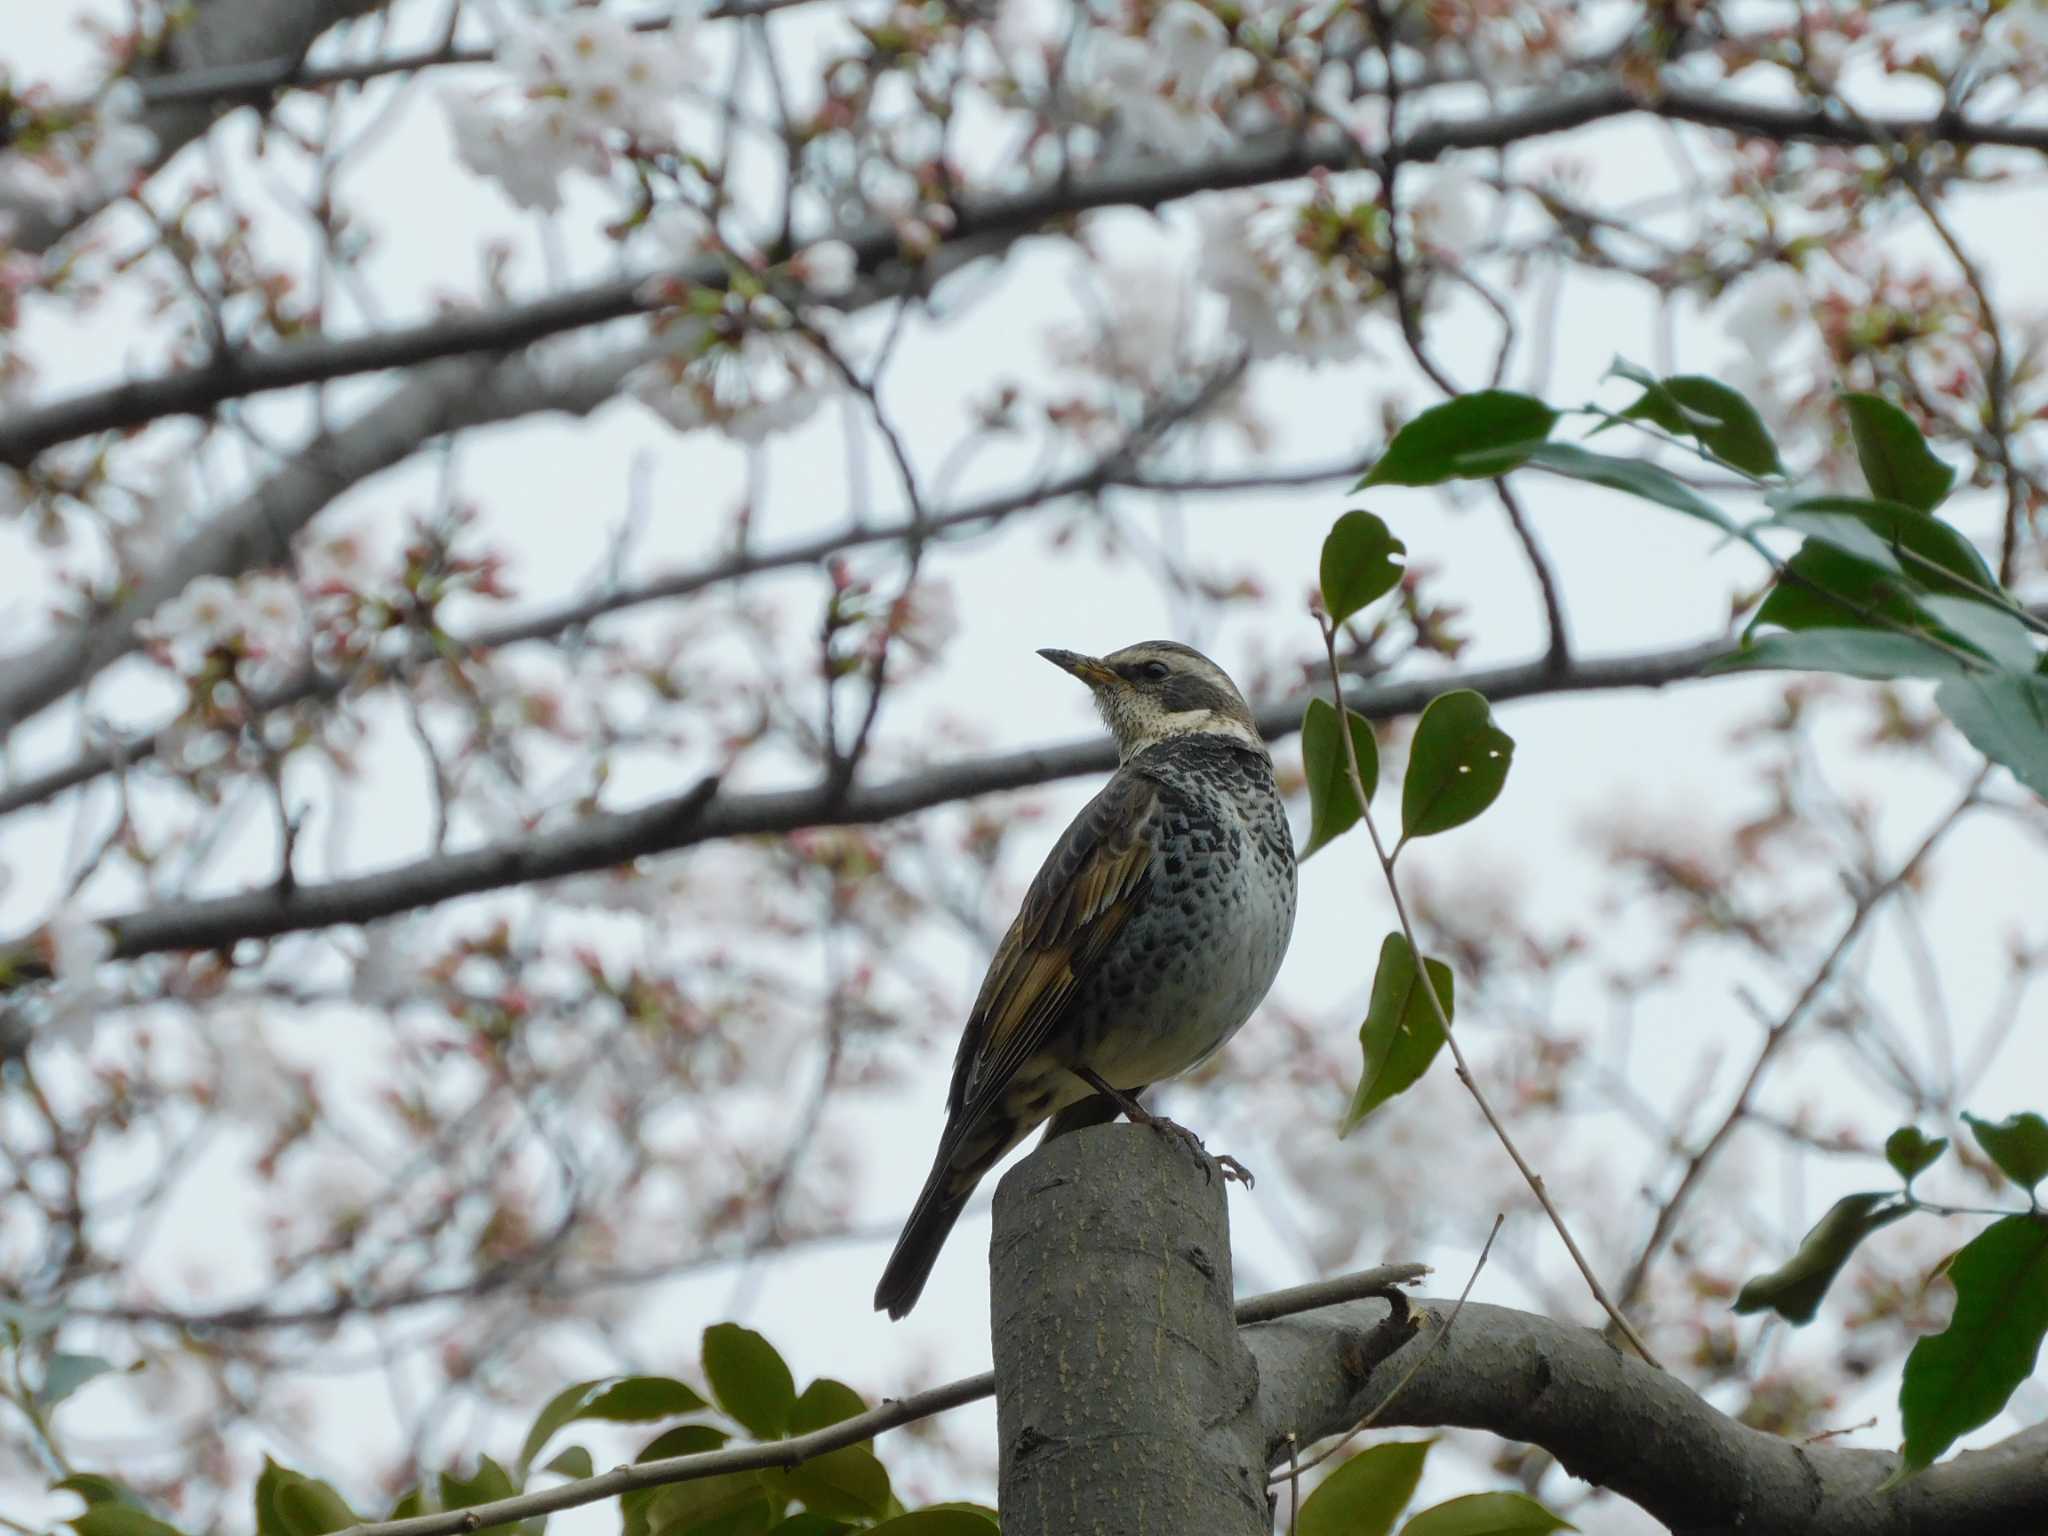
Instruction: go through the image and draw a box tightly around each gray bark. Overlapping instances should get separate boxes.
[990,1122,2048,1536]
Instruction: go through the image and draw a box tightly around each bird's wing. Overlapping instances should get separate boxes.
[945,768,1161,1128]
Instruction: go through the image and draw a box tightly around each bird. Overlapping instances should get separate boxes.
[874,640,1298,1319]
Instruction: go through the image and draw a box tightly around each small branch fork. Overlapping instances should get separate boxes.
[1315,618,1662,1368]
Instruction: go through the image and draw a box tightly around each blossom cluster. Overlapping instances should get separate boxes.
[0,79,156,235]
[141,569,306,681]
[441,11,698,212]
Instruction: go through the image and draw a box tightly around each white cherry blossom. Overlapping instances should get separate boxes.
[1721,267,1812,360]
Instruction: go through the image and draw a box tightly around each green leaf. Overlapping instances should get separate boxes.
[702,1324,797,1440]
[55,1476,148,1511]
[1752,539,1929,638]
[1359,393,1557,486]
[863,1513,1001,1534]
[1709,629,1978,683]
[521,1376,713,1473]
[1844,393,1956,510]
[1519,441,1739,532]
[623,1428,730,1536]
[541,1447,594,1479]
[387,1490,429,1522]
[1963,1112,2048,1191]
[1733,1192,1911,1326]
[1321,510,1409,626]
[790,1379,868,1437]
[1400,1490,1578,1535]
[1400,689,1514,844]
[40,1352,119,1407]
[1886,1127,1949,1186]
[254,1460,357,1536]
[1299,697,1381,861]
[1768,496,1996,593]
[1936,674,2048,799]
[770,1445,891,1520]
[1612,366,1784,478]
[1340,935,1453,1137]
[644,1473,773,1536]
[1914,596,2039,672]
[439,1458,518,1536]
[69,1510,187,1536]
[765,1517,852,1535]
[1897,1214,2048,1476]
[1296,1440,1434,1536]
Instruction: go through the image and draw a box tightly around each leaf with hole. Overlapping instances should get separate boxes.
[1400,690,1514,844]
[1963,1112,2048,1191]
[1896,1214,2048,1477]
[1299,697,1380,861]
[1610,365,1784,477]
[1400,1490,1578,1536]
[1296,1440,1434,1536]
[1843,393,1956,510]
[1886,1127,1948,1186]
[702,1324,797,1440]
[1340,935,1453,1137]
[1935,675,2048,800]
[1359,393,1557,486]
[1733,1192,1911,1326]
[1321,510,1408,626]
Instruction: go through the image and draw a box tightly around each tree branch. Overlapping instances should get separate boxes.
[0,640,1734,974]
[10,83,2041,468]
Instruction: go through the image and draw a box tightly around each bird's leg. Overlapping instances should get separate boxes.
[1071,1068,1255,1187]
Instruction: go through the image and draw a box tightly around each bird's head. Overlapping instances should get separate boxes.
[1038,641,1264,762]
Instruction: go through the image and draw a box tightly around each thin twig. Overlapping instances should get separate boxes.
[1316,618,1662,1367]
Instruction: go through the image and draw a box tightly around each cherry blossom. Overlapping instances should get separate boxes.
[1720,267,1814,360]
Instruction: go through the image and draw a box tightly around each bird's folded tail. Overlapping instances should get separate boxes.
[873,1116,1015,1319]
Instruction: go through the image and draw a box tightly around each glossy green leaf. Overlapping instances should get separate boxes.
[1296,1439,1434,1536]
[790,1379,868,1437]
[1709,629,1977,683]
[1519,441,1739,532]
[1897,1214,2048,1476]
[40,1352,119,1407]
[1400,1490,1577,1536]
[702,1324,797,1440]
[1733,1192,1911,1326]
[519,1376,709,1476]
[765,1517,852,1536]
[1400,690,1514,844]
[1322,510,1408,626]
[1340,934,1453,1137]
[1612,365,1784,478]
[1844,393,1956,510]
[1914,596,2039,671]
[1936,675,2048,799]
[1299,697,1380,861]
[1885,1127,1949,1186]
[864,1512,1000,1534]
[1768,495,1996,594]
[1359,393,1557,486]
[1752,539,1928,637]
[770,1445,891,1520]
[1963,1112,2048,1191]
[69,1509,186,1536]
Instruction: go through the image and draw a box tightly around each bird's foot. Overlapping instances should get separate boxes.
[1139,1111,1255,1189]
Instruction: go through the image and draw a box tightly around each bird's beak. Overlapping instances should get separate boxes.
[1038,648,1120,689]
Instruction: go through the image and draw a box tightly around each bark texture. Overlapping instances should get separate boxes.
[991,1125,1271,1536]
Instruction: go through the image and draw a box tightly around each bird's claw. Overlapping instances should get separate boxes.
[1142,1114,1255,1188]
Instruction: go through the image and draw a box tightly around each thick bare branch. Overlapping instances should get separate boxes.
[9,84,2042,469]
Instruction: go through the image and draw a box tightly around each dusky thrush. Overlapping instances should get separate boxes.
[874,641,1298,1318]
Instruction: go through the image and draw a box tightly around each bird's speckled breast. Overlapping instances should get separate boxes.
[1073,734,1299,1087]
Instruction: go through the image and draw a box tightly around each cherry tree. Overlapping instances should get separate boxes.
[1,0,2045,1531]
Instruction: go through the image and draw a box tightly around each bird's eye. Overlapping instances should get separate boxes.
[1138,660,1171,681]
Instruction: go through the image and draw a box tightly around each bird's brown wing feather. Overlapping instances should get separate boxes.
[944,768,1160,1128]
